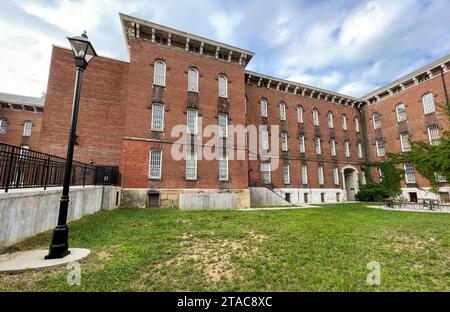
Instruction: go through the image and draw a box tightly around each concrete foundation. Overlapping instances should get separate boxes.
[0,186,121,250]
[250,187,346,206]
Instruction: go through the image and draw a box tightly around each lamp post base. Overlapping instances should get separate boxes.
[45,225,71,259]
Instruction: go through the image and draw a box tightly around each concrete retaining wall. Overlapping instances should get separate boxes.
[0,185,121,249]
[249,187,292,206]
[179,192,237,210]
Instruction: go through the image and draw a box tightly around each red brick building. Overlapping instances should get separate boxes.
[3,13,449,207]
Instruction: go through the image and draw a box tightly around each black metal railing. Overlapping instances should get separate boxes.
[0,143,120,192]
[249,178,289,202]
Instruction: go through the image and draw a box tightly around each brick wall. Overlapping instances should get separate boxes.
[0,108,42,149]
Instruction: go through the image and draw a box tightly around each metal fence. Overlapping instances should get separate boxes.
[0,143,120,192]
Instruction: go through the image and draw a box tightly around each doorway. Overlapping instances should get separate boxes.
[344,168,357,201]
[147,192,160,208]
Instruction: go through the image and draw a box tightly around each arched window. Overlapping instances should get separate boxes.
[296,106,303,123]
[396,103,407,122]
[342,114,347,130]
[260,99,268,117]
[312,109,319,126]
[373,112,381,129]
[23,121,32,136]
[355,117,360,132]
[188,68,199,92]
[218,75,228,98]
[153,60,166,87]
[0,118,7,134]
[327,112,334,128]
[422,93,435,114]
[279,102,286,121]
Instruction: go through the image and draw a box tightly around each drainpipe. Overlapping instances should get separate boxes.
[440,66,449,111]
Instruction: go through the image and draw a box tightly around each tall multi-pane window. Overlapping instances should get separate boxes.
[261,162,271,184]
[149,149,162,179]
[342,114,347,130]
[283,164,291,184]
[373,112,381,129]
[376,139,385,157]
[312,109,319,126]
[218,75,228,98]
[23,121,32,136]
[281,132,288,151]
[260,99,268,117]
[315,137,322,155]
[218,154,229,181]
[0,118,7,134]
[327,112,334,128]
[297,106,303,123]
[355,117,360,132]
[279,102,286,121]
[333,167,340,185]
[186,108,198,134]
[299,135,305,153]
[151,103,164,131]
[188,68,199,92]
[344,140,350,157]
[379,168,384,182]
[261,129,269,151]
[400,133,411,152]
[185,152,197,180]
[422,93,435,114]
[218,114,228,138]
[153,60,166,86]
[318,165,324,185]
[301,164,308,184]
[428,125,440,145]
[396,103,407,122]
[357,142,363,158]
[330,139,336,156]
[404,164,416,184]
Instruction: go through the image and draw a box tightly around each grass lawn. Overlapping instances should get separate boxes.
[1,203,449,291]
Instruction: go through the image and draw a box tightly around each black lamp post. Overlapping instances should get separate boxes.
[45,32,97,259]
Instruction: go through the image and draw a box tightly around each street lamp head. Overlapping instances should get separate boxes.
[67,31,97,69]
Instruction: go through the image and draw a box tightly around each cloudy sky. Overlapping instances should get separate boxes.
[1,0,450,98]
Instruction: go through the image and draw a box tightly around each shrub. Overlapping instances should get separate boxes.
[355,183,391,202]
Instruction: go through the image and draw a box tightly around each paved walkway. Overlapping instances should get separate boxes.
[238,205,318,211]
[368,205,450,213]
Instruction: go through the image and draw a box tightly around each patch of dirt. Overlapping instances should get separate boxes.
[387,234,437,253]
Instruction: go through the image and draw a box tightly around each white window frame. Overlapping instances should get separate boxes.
[342,115,347,130]
[149,149,162,179]
[260,99,268,117]
[373,112,381,129]
[315,137,322,155]
[185,152,198,180]
[261,162,271,184]
[312,109,319,126]
[299,135,305,153]
[188,68,199,92]
[297,106,303,123]
[330,139,336,156]
[400,133,411,152]
[301,165,308,184]
[279,103,286,121]
[376,139,385,157]
[283,164,291,184]
[427,125,440,145]
[355,117,360,132]
[318,165,324,185]
[281,132,288,152]
[327,112,334,128]
[404,164,416,184]
[218,114,228,138]
[422,93,435,114]
[344,140,350,158]
[0,118,7,134]
[186,108,198,134]
[23,121,32,137]
[218,154,229,181]
[261,129,269,151]
[151,103,165,131]
[357,142,363,158]
[218,75,228,98]
[396,103,407,122]
[378,168,383,182]
[153,60,166,87]
[333,167,340,185]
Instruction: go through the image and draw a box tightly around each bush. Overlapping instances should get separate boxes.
[355,183,391,202]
